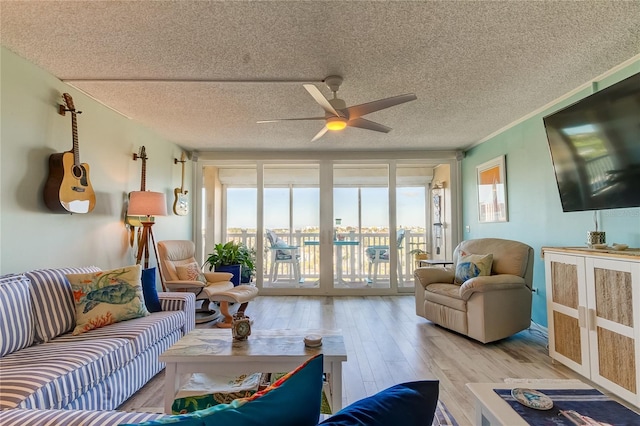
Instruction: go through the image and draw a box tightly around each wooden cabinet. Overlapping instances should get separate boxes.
[543,247,640,407]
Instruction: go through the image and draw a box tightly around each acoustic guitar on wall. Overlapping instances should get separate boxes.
[43,93,96,214]
[173,152,189,216]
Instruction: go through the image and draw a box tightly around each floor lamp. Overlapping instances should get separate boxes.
[127,191,167,284]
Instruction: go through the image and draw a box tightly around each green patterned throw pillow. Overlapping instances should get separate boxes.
[66,265,149,335]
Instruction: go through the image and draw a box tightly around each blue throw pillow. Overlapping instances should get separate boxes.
[319,380,439,426]
[123,354,323,426]
[141,267,162,313]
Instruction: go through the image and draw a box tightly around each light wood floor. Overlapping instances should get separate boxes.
[119,295,585,425]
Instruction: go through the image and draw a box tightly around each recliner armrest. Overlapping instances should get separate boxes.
[459,274,526,301]
[164,279,206,292]
[414,268,455,289]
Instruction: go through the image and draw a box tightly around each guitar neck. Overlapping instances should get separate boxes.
[141,160,146,191]
[137,146,148,192]
[180,159,185,191]
[71,112,80,166]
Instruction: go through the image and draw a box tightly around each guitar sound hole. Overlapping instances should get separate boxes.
[72,165,83,179]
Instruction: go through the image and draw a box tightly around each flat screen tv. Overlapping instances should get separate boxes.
[543,71,640,212]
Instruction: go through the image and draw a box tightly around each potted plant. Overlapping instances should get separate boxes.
[409,247,430,268]
[238,245,256,284]
[205,241,254,286]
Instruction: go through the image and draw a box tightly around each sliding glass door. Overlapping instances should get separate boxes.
[262,164,320,289]
[201,157,449,295]
[396,164,429,291]
[332,164,391,290]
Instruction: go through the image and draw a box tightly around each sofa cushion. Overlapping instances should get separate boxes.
[25,266,101,343]
[66,265,149,335]
[59,329,182,412]
[454,252,492,284]
[319,380,439,426]
[0,408,163,426]
[0,274,35,357]
[425,283,467,311]
[0,337,133,410]
[53,310,185,356]
[123,354,323,426]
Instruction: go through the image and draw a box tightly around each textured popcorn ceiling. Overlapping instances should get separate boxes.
[1,1,639,152]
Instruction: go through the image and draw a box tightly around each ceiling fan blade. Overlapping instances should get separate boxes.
[348,118,391,133]
[311,126,329,142]
[257,117,325,123]
[347,93,417,119]
[303,84,341,117]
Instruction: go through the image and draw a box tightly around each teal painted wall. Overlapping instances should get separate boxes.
[462,59,640,327]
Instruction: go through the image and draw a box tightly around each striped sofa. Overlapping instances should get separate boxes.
[0,266,195,423]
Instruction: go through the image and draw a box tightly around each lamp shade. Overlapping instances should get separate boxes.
[128,191,167,216]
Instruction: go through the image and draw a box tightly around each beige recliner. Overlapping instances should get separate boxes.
[414,238,533,343]
[157,240,259,327]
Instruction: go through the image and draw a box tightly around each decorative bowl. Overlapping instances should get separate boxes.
[511,388,554,410]
[304,335,323,348]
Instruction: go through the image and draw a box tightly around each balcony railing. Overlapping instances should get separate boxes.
[227,229,426,285]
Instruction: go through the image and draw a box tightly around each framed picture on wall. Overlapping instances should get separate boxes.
[476,155,508,223]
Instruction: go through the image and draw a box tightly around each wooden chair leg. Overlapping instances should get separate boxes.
[216,301,233,328]
[215,301,250,328]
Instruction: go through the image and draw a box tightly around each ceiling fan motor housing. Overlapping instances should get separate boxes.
[328,98,348,116]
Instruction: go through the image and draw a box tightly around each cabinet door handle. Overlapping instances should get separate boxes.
[578,306,587,328]
[588,308,597,331]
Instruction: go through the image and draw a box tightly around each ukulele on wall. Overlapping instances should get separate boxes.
[173,152,189,216]
[43,93,96,213]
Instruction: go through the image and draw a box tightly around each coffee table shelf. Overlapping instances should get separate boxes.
[160,329,347,414]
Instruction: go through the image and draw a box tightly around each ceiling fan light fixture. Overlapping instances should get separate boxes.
[326,116,347,131]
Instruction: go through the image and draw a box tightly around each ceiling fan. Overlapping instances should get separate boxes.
[257,75,417,142]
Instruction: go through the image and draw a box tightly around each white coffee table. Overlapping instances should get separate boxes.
[466,381,592,425]
[159,329,347,414]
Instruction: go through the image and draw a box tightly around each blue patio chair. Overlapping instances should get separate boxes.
[365,229,405,285]
[265,230,302,283]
